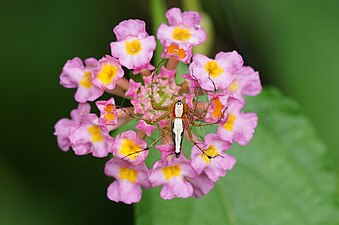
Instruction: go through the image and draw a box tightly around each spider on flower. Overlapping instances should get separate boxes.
[117,65,227,161]
[54,7,261,203]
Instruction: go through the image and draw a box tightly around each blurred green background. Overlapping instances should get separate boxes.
[1,0,339,224]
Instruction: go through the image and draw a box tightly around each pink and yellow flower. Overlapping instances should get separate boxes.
[149,156,196,199]
[157,8,206,63]
[112,130,148,165]
[105,158,150,204]
[110,19,156,74]
[191,134,235,182]
[54,103,91,151]
[217,99,258,146]
[229,66,262,103]
[204,93,229,123]
[68,113,113,157]
[189,51,243,91]
[96,97,118,126]
[92,55,124,90]
[60,57,103,103]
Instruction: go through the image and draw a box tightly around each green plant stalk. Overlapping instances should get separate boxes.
[182,0,214,56]
[150,0,167,65]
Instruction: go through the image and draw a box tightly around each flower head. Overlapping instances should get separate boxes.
[54,7,262,204]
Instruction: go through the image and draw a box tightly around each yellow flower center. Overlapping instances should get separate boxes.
[125,39,142,55]
[167,43,186,58]
[205,60,224,78]
[104,104,115,121]
[79,71,92,88]
[212,97,223,119]
[97,64,118,85]
[87,125,103,142]
[120,139,142,160]
[162,165,181,180]
[223,113,237,131]
[172,27,191,41]
[201,145,219,163]
[119,167,138,183]
[229,81,239,92]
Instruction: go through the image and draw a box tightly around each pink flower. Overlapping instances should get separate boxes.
[105,158,150,204]
[217,99,258,145]
[69,114,113,157]
[204,93,229,123]
[156,144,175,161]
[157,66,176,80]
[110,19,156,73]
[189,51,243,91]
[181,73,201,94]
[182,92,196,109]
[157,8,206,63]
[135,120,157,137]
[96,97,117,126]
[54,119,75,151]
[60,57,103,103]
[229,66,262,102]
[149,156,196,199]
[92,55,124,90]
[125,79,141,98]
[112,130,148,165]
[54,103,91,151]
[54,7,262,204]
[191,134,235,182]
[190,173,215,198]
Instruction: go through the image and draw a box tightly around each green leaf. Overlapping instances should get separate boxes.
[202,0,339,170]
[135,87,339,225]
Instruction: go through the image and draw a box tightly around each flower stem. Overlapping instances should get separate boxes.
[182,0,201,11]
[150,0,166,65]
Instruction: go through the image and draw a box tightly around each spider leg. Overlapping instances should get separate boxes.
[148,111,171,125]
[182,116,216,159]
[147,128,170,149]
[189,74,219,121]
[118,106,171,125]
[188,106,227,127]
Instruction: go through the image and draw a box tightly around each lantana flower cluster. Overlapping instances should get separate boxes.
[54,8,262,204]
